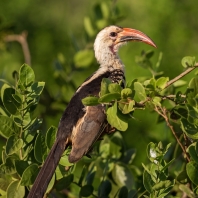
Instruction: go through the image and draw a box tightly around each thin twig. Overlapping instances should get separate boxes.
[4,31,31,65]
[164,63,198,89]
[154,106,190,162]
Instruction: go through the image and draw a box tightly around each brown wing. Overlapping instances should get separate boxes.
[68,105,106,163]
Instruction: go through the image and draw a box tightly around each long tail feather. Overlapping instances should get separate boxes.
[27,138,67,198]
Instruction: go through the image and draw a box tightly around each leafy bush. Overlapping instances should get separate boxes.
[0,54,198,198]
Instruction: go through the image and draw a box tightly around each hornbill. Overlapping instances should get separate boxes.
[28,25,156,198]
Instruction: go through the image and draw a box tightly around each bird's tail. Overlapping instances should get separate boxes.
[27,138,67,198]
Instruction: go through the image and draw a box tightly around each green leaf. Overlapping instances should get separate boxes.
[34,133,48,163]
[108,83,122,94]
[156,77,169,89]
[78,166,87,186]
[6,181,25,198]
[55,165,68,180]
[99,93,120,103]
[98,180,112,197]
[143,170,154,193]
[0,176,12,193]
[46,174,55,194]
[0,106,10,116]
[0,157,16,175]
[179,184,195,198]
[55,174,74,191]
[107,102,128,131]
[109,133,122,159]
[156,180,174,198]
[152,180,172,191]
[21,164,39,186]
[181,56,196,68]
[112,162,133,189]
[134,82,147,101]
[99,142,110,158]
[45,126,57,149]
[1,84,20,115]
[6,135,23,155]
[74,49,94,68]
[59,154,73,166]
[0,116,20,138]
[180,118,198,139]
[118,186,128,198]
[12,94,22,104]
[186,161,198,185]
[187,143,198,163]
[152,97,161,106]
[15,160,29,177]
[19,64,35,87]
[121,88,133,99]
[85,165,96,185]
[84,17,95,37]
[82,96,99,106]
[177,170,188,184]
[100,78,111,96]
[122,148,136,164]
[31,82,45,96]
[121,100,135,114]
[79,185,94,197]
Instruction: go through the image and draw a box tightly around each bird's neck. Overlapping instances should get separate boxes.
[95,46,125,73]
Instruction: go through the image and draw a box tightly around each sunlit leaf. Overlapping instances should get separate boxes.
[179,184,195,198]
[99,93,120,103]
[84,17,95,37]
[156,77,169,89]
[82,96,99,106]
[100,78,111,96]
[30,82,45,96]
[59,155,73,166]
[7,181,25,198]
[121,88,133,99]
[0,116,20,138]
[21,164,39,186]
[181,56,196,68]
[107,102,128,131]
[112,162,133,189]
[143,170,154,193]
[6,135,23,155]
[74,50,94,68]
[134,82,147,101]
[46,174,55,195]
[19,64,35,87]
[108,83,122,94]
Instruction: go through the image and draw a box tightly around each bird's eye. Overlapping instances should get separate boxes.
[109,32,117,37]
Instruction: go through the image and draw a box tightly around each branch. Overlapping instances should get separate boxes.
[164,63,198,89]
[154,106,190,162]
[4,31,31,65]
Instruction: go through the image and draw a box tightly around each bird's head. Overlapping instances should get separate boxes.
[94,25,156,66]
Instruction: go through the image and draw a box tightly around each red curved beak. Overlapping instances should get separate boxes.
[117,28,157,48]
